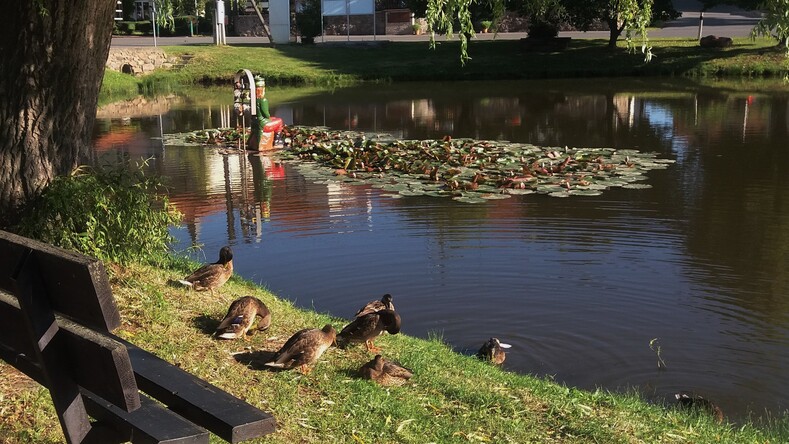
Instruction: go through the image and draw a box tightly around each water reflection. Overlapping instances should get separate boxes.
[93,79,789,420]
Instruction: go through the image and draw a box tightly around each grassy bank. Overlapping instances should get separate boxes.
[101,37,789,97]
[2,257,789,443]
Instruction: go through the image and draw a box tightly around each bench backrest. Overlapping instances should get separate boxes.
[0,230,275,443]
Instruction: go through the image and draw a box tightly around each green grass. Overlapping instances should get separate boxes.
[99,69,143,105]
[102,37,789,97]
[3,258,789,443]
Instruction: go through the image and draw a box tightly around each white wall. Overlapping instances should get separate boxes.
[269,0,291,44]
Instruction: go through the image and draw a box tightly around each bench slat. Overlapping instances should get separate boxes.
[121,340,277,443]
[83,390,209,444]
[0,290,140,412]
[0,346,209,444]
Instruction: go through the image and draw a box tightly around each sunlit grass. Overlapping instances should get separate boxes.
[100,36,789,104]
[3,258,789,443]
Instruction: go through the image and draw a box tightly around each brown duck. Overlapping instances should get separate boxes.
[354,293,395,318]
[476,337,511,365]
[179,246,233,296]
[337,309,400,353]
[215,296,271,340]
[264,324,336,374]
[674,391,725,423]
[359,354,413,386]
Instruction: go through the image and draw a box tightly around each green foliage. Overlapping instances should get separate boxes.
[296,0,323,42]
[752,0,789,56]
[563,0,653,57]
[651,0,680,23]
[98,70,140,106]
[15,161,181,265]
[524,0,567,38]
[154,0,176,31]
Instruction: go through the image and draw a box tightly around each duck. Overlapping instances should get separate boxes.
[476,337,512,365]
[337,309,400,353]
[354,293,395,318]
[359,354,413,386]
[178,246,233,296]
[215,296,271,340]
[264,324,336,374]
[674,391,725,423]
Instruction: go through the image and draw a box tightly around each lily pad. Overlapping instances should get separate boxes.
[452,196,488,204]
[569,189,604,196]
[166,125,674,203]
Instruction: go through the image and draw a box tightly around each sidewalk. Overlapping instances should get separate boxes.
[111,0,762,47]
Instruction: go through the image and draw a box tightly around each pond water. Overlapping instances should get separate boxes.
[93,79,789,421]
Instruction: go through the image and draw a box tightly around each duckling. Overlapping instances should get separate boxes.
[476,337,512,365]
[337,309,400,353]
[264,324,336,374]
[674,391,725,423]
[178,246,233,296]
[359,354,413,386]
[354,294,395,318]
[215,296,271,340]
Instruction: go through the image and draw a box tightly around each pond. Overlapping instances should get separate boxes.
[93,78,789,421]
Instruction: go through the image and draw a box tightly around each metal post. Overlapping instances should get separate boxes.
[697,11,704,41]
[152,2,158,47]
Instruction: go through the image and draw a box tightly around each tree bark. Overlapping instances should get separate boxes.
[0,0,115,226]
[606,16,624,48]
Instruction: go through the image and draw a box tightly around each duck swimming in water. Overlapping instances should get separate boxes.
[674,391,724,423]
[476,337,511,365]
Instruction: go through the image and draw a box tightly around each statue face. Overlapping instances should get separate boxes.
[256,86,265,98]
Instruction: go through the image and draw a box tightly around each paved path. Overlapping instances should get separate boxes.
[110,0,762,47]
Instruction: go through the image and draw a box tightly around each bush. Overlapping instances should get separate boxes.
[115,20,152,35]
[296,0,322,43]
[115,21,137,35]
[15,161,182,265]
[159,16,199,36]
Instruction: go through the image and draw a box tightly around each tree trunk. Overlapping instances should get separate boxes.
[606,16,624,48]
[0,0,115,226]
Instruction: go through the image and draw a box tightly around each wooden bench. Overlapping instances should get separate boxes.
[0,230,276,443]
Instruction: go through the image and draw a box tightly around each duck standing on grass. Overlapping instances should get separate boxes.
[178,246,233,296]
[265,324,336,374]
[354,294,395,318]
[337,309,401,353]
[215,296,271,340]
[359,354,413,386]
[476,337,511,365]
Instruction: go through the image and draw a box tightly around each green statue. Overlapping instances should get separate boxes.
[249,75,283,150]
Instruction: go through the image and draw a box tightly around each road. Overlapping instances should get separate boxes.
[110,0,762,47]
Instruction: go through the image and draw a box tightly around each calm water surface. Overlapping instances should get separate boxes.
[93,79,789,420]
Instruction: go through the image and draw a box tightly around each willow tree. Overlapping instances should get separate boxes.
[563,0,654,50]
[426,0,654,64]
[0,0,116,226]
